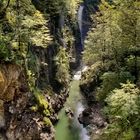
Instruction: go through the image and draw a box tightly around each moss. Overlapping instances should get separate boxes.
[43,117,52,127]
[30,105,38,112]
[43,110,51,117]
[34,90,53,117]
[34,91,49,109]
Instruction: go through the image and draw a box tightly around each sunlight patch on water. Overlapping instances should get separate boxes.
[73,65,88,80]
[73,71,81,80]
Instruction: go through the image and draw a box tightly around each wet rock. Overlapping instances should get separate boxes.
[78,108,93,126]
[65,108,74,118]
[78,105,106,128]
[51,91,69,113]
[50,114,59,124]
[78,113,91,126]
[65,108,71,114]
[82,108,92,116]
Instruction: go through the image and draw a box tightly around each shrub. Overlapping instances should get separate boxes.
[100,82,140,140]
[96,71,135,101]
[0,36,11,61]
[55,47,70,86]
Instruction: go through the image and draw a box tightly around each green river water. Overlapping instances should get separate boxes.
[55,80,82,140]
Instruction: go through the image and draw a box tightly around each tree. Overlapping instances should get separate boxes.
[101,82,140,140]
[83,0,121,67]
[116,0,140,81]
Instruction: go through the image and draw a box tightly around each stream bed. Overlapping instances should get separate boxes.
[55,71,89,140]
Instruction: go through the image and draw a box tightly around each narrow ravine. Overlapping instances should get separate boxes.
[55,70,89,140]
[55,2,91,139]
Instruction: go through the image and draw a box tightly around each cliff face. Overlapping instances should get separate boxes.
[0,64,71,140]
[0,64,21,131]
[0,0,81,139]
[0,64,35,140]
[0,64,46,139]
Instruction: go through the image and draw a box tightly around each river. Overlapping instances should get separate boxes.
[55,3,90,139]
[55,69,89,140]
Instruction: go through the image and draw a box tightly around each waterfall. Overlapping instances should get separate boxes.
[78,5,84,46]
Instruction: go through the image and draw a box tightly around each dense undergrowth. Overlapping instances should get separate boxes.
[81,0,140,140]
[0,0,82,139]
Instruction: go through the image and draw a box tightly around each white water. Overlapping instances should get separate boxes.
[73,65,88,80]
[73,67,89,140]
[76,102,90,140]
[78,5,84,45]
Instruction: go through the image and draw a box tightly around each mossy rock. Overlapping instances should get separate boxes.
[43,117,52,127]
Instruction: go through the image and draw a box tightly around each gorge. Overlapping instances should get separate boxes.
[55,2,91,139]
[0,0,140,140]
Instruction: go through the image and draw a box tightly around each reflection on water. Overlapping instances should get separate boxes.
[55,72,89,140]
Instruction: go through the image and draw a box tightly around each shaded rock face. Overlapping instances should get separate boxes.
[51,91,69,113]
[78,104,106,128]
[0,64,21,102]
[0,64,55,140]
[30,45,66,93]
[0,64,21,129]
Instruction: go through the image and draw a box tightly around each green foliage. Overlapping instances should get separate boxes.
[82,2,140,139]
[55,47,70,86]
[100,82,140,140]
[125,56,140,74]
[1,0,52,63]
[22,10,52,47]
[65,0,82,19]
[96,71,135,101]
[0,36,11,61]
[83,0,140,72]
[80,61,103,86]
[101,124,135,140]
[43,117,52,127]
[34,90,53,117]
[120,129,135,140]
[46,0,81,19]
[30,105,38,112]
[62,25,75,58]
[83,1,120,65]
[105,82,140,120]
[26,69,36,91]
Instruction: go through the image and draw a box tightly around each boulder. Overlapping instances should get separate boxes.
[78,106,106,128]
[65,108,74,118]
